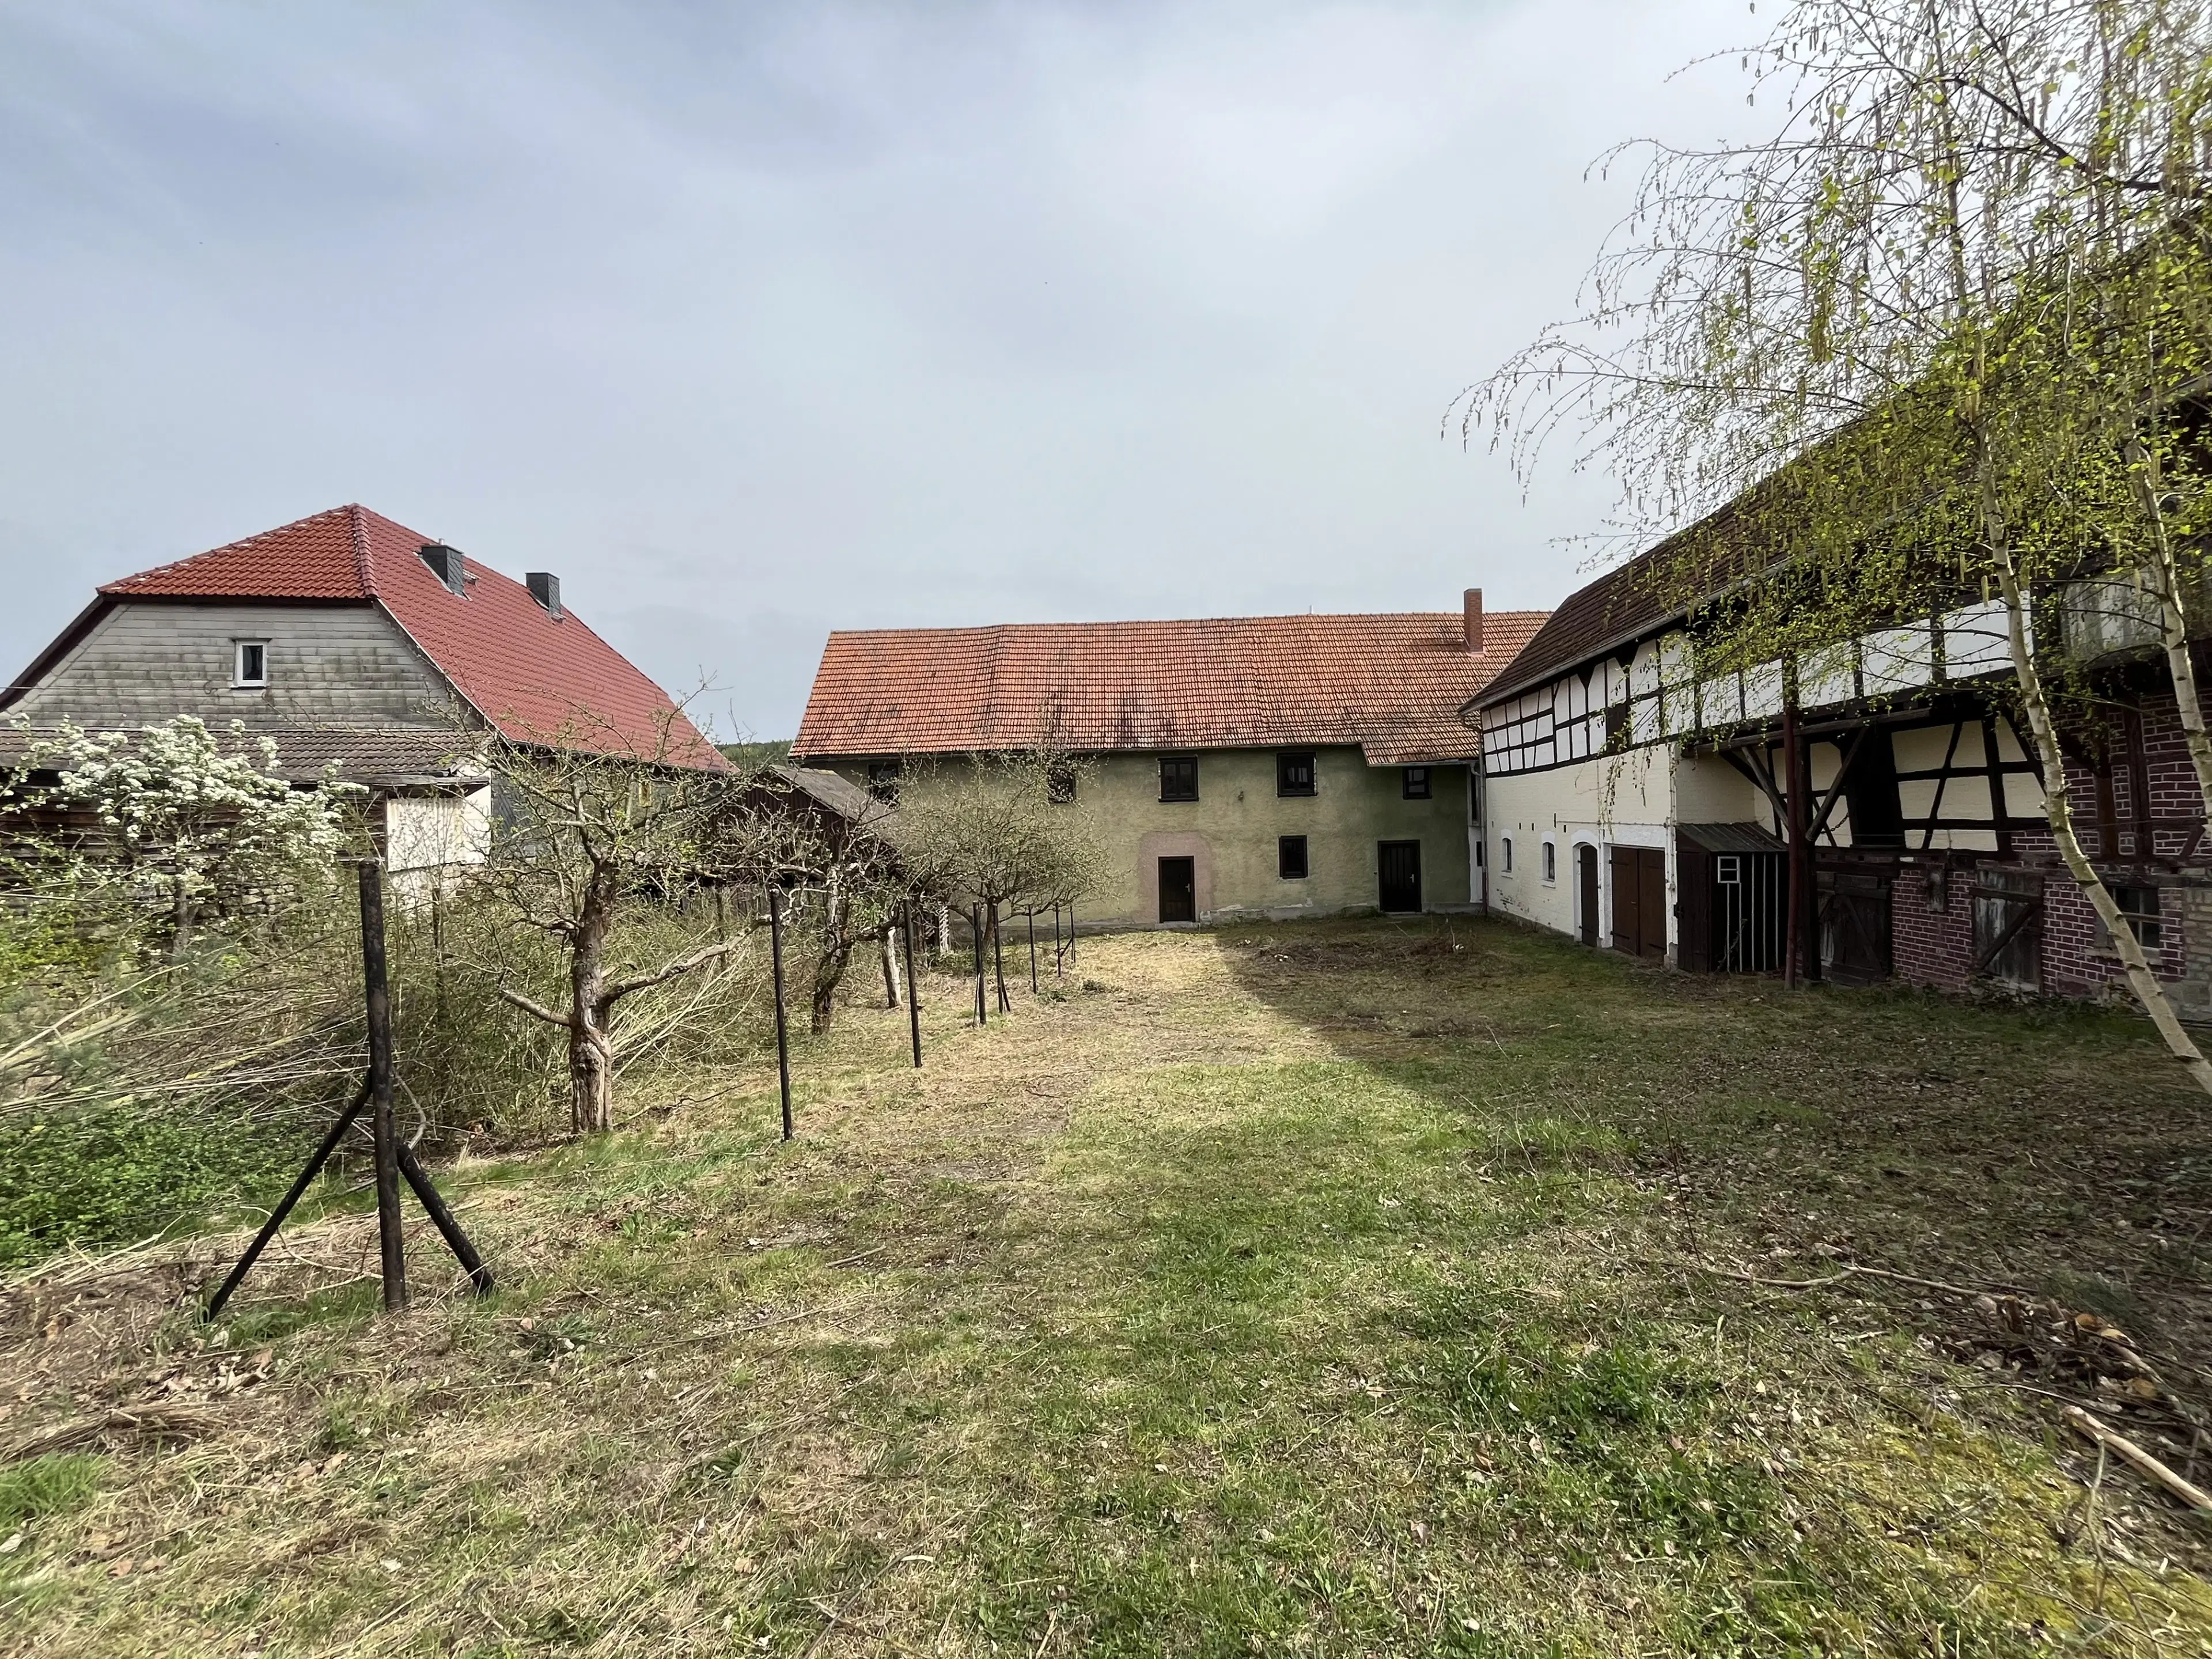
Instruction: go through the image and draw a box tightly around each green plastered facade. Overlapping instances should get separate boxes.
[823,745,1475,927]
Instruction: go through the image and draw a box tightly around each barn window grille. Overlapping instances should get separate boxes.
[2100,885,2164,951]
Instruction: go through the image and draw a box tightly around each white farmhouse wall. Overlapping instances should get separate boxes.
[1487,744,1672,944]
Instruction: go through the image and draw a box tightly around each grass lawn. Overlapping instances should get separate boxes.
[4,916,2211,1656]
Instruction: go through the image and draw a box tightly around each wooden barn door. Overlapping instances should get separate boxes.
[1818,867,1893,984]
[1609,846,1668,959]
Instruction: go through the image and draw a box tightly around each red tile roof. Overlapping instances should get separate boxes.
[793,609,1548,766]
[97,505,725,770]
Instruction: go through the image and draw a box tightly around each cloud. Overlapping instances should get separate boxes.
[0,0,1751,737]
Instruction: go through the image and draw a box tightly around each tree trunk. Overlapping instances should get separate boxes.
[570,1016,615,1134]
[569,877,619,1133]
[2128,450,2212,814]
[810,892,856,1036]
[881,922,902,1009]
[1991,546,2212,1099]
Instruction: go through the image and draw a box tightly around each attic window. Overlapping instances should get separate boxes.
[1402,766,1431,800]
[1159,755,1198,802]
[1047,762,1077,804]
[867,759,903,803]
[1277,750,1316,797]
[233,641,268,688]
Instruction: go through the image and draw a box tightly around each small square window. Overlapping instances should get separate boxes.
[1402,766,1431,800]
[233,641,268,687]
[866,760,903,803]
[1278,835,1309,880]
[1542,841,1556,883]
[1277,750,1316,797]
[1159,755,1198,802]
[2101,885,2164,951]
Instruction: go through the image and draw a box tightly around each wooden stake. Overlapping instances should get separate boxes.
[903,899,923,1069]
[991,902,1010,1013]
[971,906,987,1026]
[1028,912,1038,993]
[769,889,794,1139]
[358,862,407,1311]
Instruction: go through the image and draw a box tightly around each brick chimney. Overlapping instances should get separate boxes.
[1463,588,1484,654]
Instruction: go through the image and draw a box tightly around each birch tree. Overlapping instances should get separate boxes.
[1464,0,2212,1094]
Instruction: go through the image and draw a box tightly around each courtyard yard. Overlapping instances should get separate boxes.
[4,916,2211,1656]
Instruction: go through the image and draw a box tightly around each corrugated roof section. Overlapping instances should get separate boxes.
[793,609,1548,764]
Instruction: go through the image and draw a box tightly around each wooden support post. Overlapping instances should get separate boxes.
[358,863,407,1311]
[903,899,923,1069]
[1782,709,1804,990]
[205,1080,370,1321]
[991,902,1010,1013]
[396,1141,493,1294]
[769,889,794,1140]
[1028,912,1038,994]
[1796,713,1821,983]
[1067,904,1076,965]
[1053,904,1064,975]
[971,906,987,1026]
[207,872,491,1319]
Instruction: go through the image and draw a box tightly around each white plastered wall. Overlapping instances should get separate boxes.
[1487,744,1673,948]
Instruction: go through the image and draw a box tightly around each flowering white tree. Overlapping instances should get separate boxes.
[9,717,361,955]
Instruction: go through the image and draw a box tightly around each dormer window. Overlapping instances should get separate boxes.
[233,641,268,688]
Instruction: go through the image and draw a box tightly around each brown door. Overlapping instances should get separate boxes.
[1378,840,1422,912]
[1637,850,1666,960]
[1608,846,1668,959]
[1158,856,1196,923]
[1577,843,1599,945]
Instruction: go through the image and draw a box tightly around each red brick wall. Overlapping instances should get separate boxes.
[1887,692,2199,1002]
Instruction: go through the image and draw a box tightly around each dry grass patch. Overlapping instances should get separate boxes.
[1,920,2209,1656]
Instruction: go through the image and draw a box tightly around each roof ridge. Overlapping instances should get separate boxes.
[346,503,373,593]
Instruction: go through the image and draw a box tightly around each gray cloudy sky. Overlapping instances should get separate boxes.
[0,0,1749,740]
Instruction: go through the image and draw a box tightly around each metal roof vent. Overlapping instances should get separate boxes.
[418,543,467,595]
[527,572,562,619]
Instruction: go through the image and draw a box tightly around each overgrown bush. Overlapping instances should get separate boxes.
[0,863,777,1270]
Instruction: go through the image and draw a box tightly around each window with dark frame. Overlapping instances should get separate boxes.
[1047,762,1077,804]
[1276,750,1316,797]
[1278,835,1309,880]
[1402,766,1431,800]
[866,759,903,803]
[233,640,268,688]
[2102,885,2164,951]
[1159,755,1198,801]
[1605,702,1630,751]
